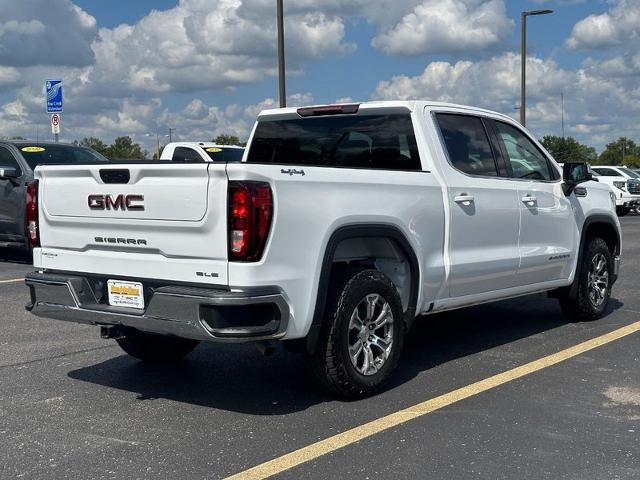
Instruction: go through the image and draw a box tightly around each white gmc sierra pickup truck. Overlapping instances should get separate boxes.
[26,101,621,398]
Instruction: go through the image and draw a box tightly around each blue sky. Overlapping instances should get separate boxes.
[0,0,638,152]
[71,0,606,109]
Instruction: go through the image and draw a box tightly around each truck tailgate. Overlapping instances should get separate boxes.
[34,163,229,286]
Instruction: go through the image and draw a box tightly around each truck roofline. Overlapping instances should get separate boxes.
[257,100,518,125]
[165,142,244,150]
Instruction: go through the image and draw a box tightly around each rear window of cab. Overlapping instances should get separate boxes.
[246,114,422,171]
[18,145,109,169]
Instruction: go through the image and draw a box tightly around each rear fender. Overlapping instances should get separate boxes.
[304,224,420,354]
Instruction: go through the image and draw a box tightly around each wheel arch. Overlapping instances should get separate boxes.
[569,214,620,299]
[304,224,420,354]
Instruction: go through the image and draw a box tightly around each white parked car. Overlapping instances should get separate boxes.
[25,101,621,398]
[160,142,244,163]
[590,165,640,216]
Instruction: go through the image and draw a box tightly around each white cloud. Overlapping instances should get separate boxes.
[532,0,586,4]
[373,52,640,150]
[0,90,316,154]
[0,0,96,67]
[0,0,638,156]
[0,66,21,88]
[371,0,513,56]
[566,0,640,50]
[75,0,354,97]
[0,0,515,121]
[374,53,569,107]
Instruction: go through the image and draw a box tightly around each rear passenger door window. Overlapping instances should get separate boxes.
[172,147,204,163]
[494,122,555,181]
[435,114,498,177]
[592,168,619,177]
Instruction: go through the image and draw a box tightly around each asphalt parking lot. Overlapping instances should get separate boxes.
[1,220,639,480]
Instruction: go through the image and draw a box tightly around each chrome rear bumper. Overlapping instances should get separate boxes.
[25,271,289,343]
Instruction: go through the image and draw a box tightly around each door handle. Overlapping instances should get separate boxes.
[521,195,537,204]
[454,194,474,203]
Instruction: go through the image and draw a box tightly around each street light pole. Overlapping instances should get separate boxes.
[520,9,553,127]
[520,12,527,126]
[561,92,565,139]
[277,0,286,108]
[169,128,173,143]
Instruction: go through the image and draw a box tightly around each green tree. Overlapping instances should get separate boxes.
[597,137,639,166]
[213,134,243,146]
[80,137,109,156]
[623,155,640,168]
[105,136,147,160]
[539,136,597,163]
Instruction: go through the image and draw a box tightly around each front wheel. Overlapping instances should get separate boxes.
[559,237,612,322]
[307,269,405,399]
[116,330,199,362]
[616,207,629,217]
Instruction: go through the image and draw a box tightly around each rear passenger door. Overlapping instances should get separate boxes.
[434,113,521,297]
[491,120,575,285]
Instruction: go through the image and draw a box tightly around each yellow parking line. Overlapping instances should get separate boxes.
[225,320,640,480]
[0,278,23,284]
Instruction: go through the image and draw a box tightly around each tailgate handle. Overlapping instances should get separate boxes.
[100,169,130,184]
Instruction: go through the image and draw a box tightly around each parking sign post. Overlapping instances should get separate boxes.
[50,114,61,143]
[46,80,63,142]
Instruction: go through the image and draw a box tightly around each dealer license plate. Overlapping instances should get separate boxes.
[107,280,144,309]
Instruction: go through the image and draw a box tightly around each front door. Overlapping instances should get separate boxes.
[492,120,576,285]
[434,113,521,297]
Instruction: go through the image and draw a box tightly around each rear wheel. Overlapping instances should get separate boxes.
[116,330,199,362]
[559,237,612,322]
[307,268,405,399]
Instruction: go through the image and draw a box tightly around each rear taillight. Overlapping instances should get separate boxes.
[228,181,273,262]
[26,180,39,248]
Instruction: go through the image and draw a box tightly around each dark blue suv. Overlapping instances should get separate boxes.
[0,142,109,252]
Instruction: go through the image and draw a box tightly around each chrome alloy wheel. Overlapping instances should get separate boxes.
[348,294,394,376]
[588,253,609,307]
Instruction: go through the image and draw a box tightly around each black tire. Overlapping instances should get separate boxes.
[559,237,612,322]
[307,268,405,399]
[616,207,629,217]
[116,330,199,362]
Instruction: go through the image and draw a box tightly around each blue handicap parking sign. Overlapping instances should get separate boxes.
[46,80,63,113]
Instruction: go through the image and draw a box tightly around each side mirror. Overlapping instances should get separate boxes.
[563,162,592,196]
[0,167,18,180]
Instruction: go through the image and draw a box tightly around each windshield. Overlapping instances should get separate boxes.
[18,145,109,169]
[619,167,640,178]
[204,147,245,163]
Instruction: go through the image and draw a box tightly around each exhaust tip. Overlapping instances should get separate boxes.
[255,340,277,357]
[100,325,125,339]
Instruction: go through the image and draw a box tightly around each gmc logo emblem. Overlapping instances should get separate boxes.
[88,194,145,211]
